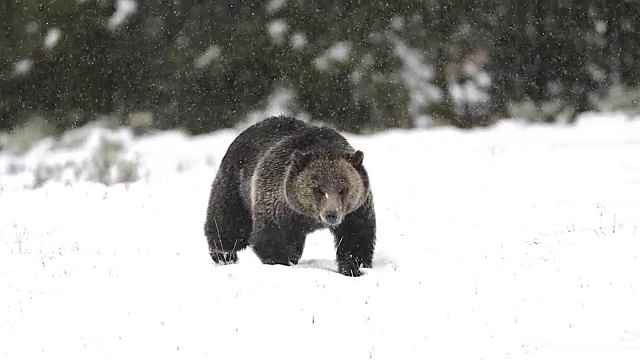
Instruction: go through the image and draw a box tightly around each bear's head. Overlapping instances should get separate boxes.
[284,149,369,227]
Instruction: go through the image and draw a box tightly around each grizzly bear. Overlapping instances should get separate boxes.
[203,115,376,277]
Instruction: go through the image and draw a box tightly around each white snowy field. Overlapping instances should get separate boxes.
[1,113,640,360]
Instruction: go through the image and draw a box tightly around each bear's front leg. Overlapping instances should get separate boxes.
[250,218,306,266]
[330,195,376,277]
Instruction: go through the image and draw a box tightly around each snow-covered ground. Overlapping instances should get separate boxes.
[1,112,640,359]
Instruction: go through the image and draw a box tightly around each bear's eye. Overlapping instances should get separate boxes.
[313,187,325,197]
[339,189,347,197]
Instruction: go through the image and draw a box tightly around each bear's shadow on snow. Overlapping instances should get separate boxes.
[219,250,395,276]
[294,256,394,275]
[295,258,338,272]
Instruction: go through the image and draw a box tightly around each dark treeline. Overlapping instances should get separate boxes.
[1,0,639,134]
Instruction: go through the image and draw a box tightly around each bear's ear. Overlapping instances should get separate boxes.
[349,150,364,167]
[291,150,312,168]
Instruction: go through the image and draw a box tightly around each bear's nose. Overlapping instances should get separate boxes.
[322,210,341,225]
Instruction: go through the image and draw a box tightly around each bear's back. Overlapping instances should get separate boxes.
[227,116,352,170]
[217,116,306,173]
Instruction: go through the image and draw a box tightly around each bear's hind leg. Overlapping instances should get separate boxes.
[330,196,376,277]
[204,178,252,265]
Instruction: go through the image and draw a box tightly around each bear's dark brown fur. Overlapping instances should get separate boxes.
[204,115,376,276]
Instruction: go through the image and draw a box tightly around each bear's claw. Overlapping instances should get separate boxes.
[210,250,238,265]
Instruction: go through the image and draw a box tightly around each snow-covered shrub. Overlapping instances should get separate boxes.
[3,117,54,155]
[1,121,142,189]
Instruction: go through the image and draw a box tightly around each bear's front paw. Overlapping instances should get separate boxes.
[338,260,364,277]
[210,250,238,265]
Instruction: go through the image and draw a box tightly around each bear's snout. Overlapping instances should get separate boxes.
[321,209,342,226]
